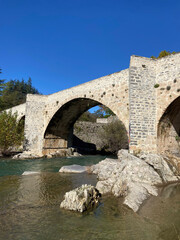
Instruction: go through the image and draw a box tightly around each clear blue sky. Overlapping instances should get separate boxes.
[1,0,180,95]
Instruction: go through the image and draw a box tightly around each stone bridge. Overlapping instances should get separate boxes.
[10,54,180,156]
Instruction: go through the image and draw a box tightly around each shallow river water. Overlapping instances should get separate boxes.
[0,155,180,240]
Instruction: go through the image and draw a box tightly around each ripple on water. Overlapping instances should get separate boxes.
[0,156,180,240]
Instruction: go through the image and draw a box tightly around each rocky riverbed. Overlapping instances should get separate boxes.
[60,150,180,212]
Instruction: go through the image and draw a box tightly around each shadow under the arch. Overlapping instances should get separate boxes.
[158,96,180,155]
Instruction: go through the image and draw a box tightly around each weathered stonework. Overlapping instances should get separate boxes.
[7,53,180,156]
[129,56,157,153]
[6,103,26,121]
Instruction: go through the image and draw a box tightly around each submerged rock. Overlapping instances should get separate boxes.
[60,184,101,212]
[90,150,180,212]
[22,171,40,175]
[73,152,82,157]
[59,164,87,173]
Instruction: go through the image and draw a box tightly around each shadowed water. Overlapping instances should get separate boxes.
[0,156,180,240]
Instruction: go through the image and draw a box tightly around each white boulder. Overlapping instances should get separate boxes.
[91,150,180,212]
[59,164,87,173]
[60,184,101,212]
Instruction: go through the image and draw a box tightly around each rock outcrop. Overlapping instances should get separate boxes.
[60,184,101,212]
[12,151,42,159]
[59,150,180,212]
[163,152,180,175]
[91,150,180,212]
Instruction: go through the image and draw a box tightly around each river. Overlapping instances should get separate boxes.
[0,155,180,240]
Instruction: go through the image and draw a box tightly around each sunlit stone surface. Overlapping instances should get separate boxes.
[60,184,101,212]
[22,171,40,175]
[59,164,87,173]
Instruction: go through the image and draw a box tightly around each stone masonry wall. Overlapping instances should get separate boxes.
[156,54,180,124]
[129,56,157,153]
[74,121,106,151]
[24,69,129,155]
[129,53,180,154]
[6,103,26,121]
[24,94,48,154]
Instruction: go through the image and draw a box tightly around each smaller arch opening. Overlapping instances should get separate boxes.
[157,96,180,155]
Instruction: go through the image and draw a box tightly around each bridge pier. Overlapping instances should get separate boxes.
[129,56,157,154]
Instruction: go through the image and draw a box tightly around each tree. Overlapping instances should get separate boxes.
[0,68,5,96]
[0,78,40,111]
[151,50,177,59]
[98,120,128,154]
[93,105,115,118]
[77,105,115,122]
[78,111,97,122]
[0,111,24,155]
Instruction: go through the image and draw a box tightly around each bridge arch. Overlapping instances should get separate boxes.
[43,97,128,155]
[157,96,180,154]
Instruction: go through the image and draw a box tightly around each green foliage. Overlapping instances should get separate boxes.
[74,125,82,133]
[0,77,39,111]
[94,105,115,118]
[78,111,97,122]
[0,111,24,155]
[154,84,160,88]
[151,50,177,59]
[78,105,115,122]
[0,69,5,96]
[98,120,128,154]
[175,136,180,142]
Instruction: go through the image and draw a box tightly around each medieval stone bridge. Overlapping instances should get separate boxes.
[10,54,180,156]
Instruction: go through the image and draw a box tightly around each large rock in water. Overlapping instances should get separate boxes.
[59,164,87,173]
[91,150,180,212]
[60,184,101,212]
[139,153,179,182]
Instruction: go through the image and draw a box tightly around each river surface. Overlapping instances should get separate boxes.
[0,155,180,240]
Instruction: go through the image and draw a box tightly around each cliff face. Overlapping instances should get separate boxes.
[73,121,105,152]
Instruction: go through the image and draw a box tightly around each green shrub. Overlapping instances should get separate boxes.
[151,50,177,59]
[0,111,24,155]
[154,84,160,88]
[98,120,128,154]
[175,136,180,142]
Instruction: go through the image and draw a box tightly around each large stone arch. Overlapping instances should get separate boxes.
[23,69,129,156]
[43,97,129,155]
[157,96,180,154]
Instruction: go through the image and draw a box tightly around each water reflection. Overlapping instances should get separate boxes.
[0,157,180,240]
